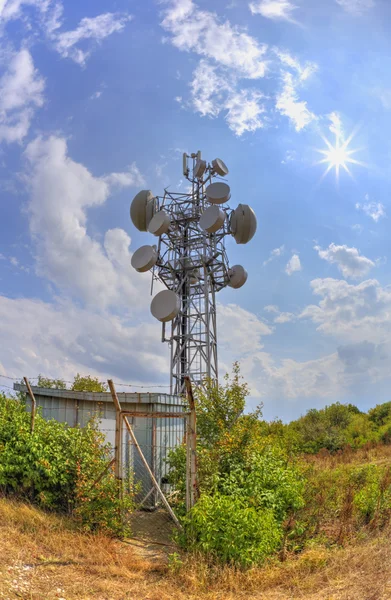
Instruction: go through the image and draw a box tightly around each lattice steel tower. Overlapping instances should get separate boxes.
[130,152,257,395]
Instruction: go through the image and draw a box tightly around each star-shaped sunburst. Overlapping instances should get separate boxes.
[316,121,365,182]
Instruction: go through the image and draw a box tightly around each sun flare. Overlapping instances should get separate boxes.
[316,123,364,182]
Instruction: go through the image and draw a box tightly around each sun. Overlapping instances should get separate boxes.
[316,124,364,182]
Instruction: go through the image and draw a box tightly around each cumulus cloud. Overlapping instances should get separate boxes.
[218,303,273,355]
[356,196,386,222]
[314,242,375,279]
[263,245,285,266]
[285,253,302,275]
[0,295,167,384]
[300,278,391,342]
[249,0,298,22]
[24,135,147,309]
[0,49,44,143]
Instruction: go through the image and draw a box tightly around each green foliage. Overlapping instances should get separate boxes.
[71,374,108,392]
[0,393,134,536]
[289,402,370,454]
[219,448,304,521]
[195,362,250,447]
[179,494,282,567]
[37,375,67,390]
[368,402,391,426]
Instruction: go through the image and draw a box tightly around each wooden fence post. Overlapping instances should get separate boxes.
[108,379,122,484]
[24,377,36,434]
[185,376,198,510]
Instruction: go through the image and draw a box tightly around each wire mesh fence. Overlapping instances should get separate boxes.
[122,413,185,545]
[12,382,188,546]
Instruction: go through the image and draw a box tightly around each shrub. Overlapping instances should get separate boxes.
[0,394,134,536]
[219,447,305,521]
[179,493,282,567]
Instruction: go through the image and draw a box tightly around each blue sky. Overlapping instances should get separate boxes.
[1,0,391,420]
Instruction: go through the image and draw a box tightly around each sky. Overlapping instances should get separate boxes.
[1,0,391,421]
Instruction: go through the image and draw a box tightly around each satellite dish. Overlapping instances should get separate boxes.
[130,190,156,232]
[205,182,231,205]
[230,204,257,244]
[131,245,158,273]
[148,210,170,236]
[189,269,199,285]
[199,205,225,233]
[228,265,248,289]
[194,159,206,179]
[151,290,180,322]
[212,158,229,177]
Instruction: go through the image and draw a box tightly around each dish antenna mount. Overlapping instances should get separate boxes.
[130,151,257,395]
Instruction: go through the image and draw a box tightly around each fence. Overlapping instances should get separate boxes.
[21,377,198,546]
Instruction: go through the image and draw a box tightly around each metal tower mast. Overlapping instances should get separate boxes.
[130,151,257,396]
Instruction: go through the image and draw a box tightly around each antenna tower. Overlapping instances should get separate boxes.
[130,152,257,395]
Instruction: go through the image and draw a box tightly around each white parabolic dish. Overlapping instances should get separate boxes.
[228,265,248,289]
[131,245,158,273]
[151,290,180,322]
[194,158,206,179]
[212,158,229,177]
[130,190,156,232]
[199,205,225,233]
[230,204,257,244]
[205,182,231,205]
[148,210,170,236]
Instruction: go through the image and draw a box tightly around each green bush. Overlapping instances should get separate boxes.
[219,448,304,521]
[179,493,282,567]
[0,394,134,536]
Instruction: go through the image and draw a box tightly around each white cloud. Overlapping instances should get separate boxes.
[0,295,168,384]
[24,135,147,309]
[276,71,316,131]
[225,89,266,135]
[163,2,319,136]
[356,197,386,222]
[264,304,279,313]
[285,253,302,275]
[218,303,273,355]
[52,12,131,65]
[0,1,131,66]
[314,242,375,279]
[0,0,51,22]
[274,312,295,323]
[161,0,268,79]
[189,60,266,136]
[300,278,391,342]
[190,60,228,117]
[274,50,316,81]
[249,0,298,23]
[263,244,285,266]
[336,0,374,15]
[0,49,44,143]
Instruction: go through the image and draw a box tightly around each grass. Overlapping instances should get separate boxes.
[2,496,391,599]
[2,444,391,599]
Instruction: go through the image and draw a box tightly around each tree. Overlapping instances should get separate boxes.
[195,361,250,447]
[37,374,67,389]
[71,374,107,392]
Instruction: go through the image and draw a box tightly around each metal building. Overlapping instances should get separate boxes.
[13,384,185,499]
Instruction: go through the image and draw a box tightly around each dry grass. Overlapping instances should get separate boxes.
[2,458,391,600]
